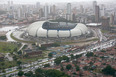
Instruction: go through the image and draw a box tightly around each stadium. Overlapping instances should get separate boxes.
[26,21,89,38]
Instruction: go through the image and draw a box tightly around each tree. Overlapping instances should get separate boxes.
[102,65,116,76]
[45,69,70,77]
[24,54,29,58]
[76,65,80,71]
[62,56,69,62]
[101,50,106,52]
[44,64,50,68]
[86,52,94,57]
[39,46,47,50]
[54,56,69,65]
[83,66,89,70]
[0,36,7,40]
[18,71,24,77]
[48,53,53,58]
[52,43,60,47]
[17,61,22,66]
[66,64,72,70]
[2,69,6,73]
[24,71,33,77]
[17,50,22,55]
[60,66,64,71]
[75,54,82,59]
[35,68,45,77]
[70,54,75,60]
[79,71,84,77]
[54,57,62,65]
[13,55,18,61]
[13,48,17,52]
[17,66,22,69]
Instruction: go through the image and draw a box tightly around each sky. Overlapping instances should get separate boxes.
[0,0,114,4]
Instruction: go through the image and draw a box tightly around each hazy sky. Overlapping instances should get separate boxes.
[0,0,114,4]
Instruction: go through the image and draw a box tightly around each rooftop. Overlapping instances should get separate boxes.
[42,21,77,30]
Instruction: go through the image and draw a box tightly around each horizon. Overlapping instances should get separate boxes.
[0,0,115,4]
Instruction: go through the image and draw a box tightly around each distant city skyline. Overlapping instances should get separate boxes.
[0,0,115,4]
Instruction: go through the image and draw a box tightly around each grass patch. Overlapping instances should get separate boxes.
[20,56,44,63]
[86,38,99,42]
[0,61,17,69]
[101,30,110,33]
[57,42,74,45]
[10,33,35,43]
[19,50,48,63]
[0,42,20,53]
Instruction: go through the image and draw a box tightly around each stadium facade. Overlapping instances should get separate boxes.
[26,21,89,39]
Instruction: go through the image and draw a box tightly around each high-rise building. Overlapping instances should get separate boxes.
[67,3,71,15]
[7,0,14,19]
[52,5,56,19]
[95,5,100,23]
[72,7,77,14]
[48,6,51,14]
[44,5,49,19]
[52,5,56,14]
[101,17,110,29]
[36,2,40,9]
[80,5,84,13]
[72,13,76,22]
[100,4,105,17]
[93,1,97,14]
[39,8,44,18]
[66,3,71,21]
[110,13,115,26]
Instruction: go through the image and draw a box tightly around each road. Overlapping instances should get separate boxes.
[1,38,116,77]
[18,43,26,51]
[91,28,107,42]
[6,30,16,42]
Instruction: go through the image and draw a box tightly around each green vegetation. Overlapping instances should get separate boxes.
[48,53,53,58]
[0,36,7,40]
[18,71,24,77]
[85,38,99,42]
[19,56,43,63]
[17,60,22,66]
[0,61,17,70]
[101,50,106,52]
[17,68,70,77]
[39,46,47,50]
[60,41,74,45]
[0,42,20,53]
[102,65,116,76]
[52,43,60,47]
[60,66,64,71]
[83,66,89,70]
[54,56,69,65]
[76,65,80,71]
[66,64,72,70]
[75,54,83,58]
[101,30,110,33]
[22,45,28,50]
[24,71,33,77]
[86,52,94,57]
[35,68,70,77]
[70,54,75,59]
[44,64,50,68]
[10,33,35,43]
